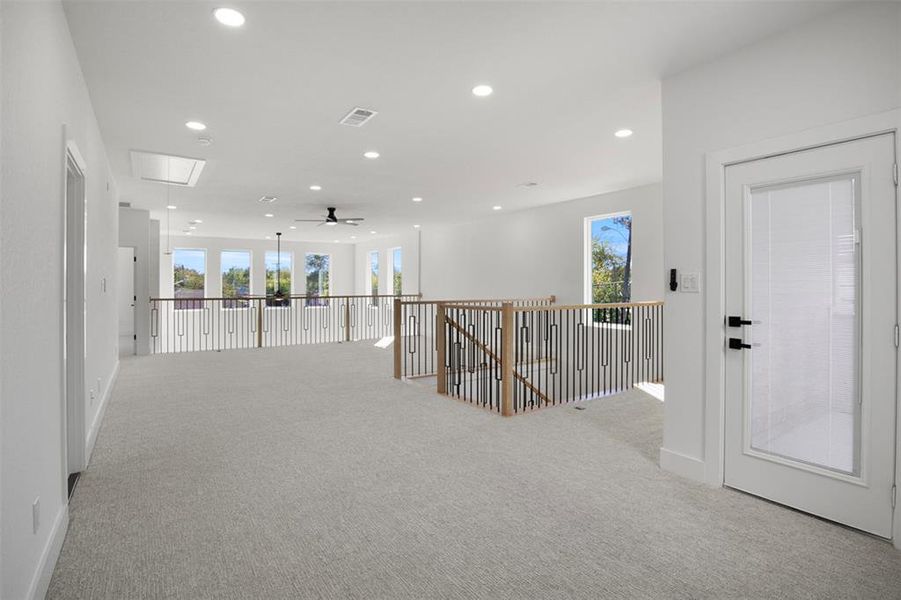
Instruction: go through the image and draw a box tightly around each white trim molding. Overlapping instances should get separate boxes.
[703,109,901,548]
[85,360,119,464]
[659,447,706,482]
[26,505,69,600]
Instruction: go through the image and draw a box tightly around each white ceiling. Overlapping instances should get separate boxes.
[64,1,842,243]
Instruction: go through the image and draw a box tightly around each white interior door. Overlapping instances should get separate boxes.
[724,133,897,538]
[118,247,136,356]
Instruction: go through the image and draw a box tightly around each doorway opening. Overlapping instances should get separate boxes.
[64,142,87,485]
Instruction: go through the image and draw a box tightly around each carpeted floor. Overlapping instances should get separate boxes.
[48,342,901,599]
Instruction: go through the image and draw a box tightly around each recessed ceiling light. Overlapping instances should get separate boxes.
[289,225,296,230]
[412,197,423,203]
[363,151,380,159]
[333,239,340,243]
[309,185,322,191]
[166,205,177,210]
[265,236,271,240]
[413,224,420,229]
[614,129,633,138]
[492,205,502,211]
[472,84,493,97]
[213,7,245,27]
[189,226,197,230]
[370,230,377,234]
[185,121,206,131]
[186,232,192,235]
[264,213,274,218]
[350,235,357,239]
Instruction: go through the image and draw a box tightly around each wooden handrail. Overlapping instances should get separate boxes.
[150,293,422,302]
[515,300,662,313]
[397,295,555,306]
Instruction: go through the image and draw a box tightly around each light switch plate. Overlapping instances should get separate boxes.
[681,272,701,293]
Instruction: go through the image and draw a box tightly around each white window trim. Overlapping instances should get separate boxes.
[173,247,208,309]
[583,211,632,305]
[368,249,380,296]
[389,246,402,295]
[303,251,332,298]
[220,249,253,310]
[265,249,294,296]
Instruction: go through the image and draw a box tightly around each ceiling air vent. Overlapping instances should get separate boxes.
[340,107,378,127]
[258,195,278,203]
[130,151,205,187]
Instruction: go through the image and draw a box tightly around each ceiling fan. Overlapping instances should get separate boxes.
[295,207,364,227]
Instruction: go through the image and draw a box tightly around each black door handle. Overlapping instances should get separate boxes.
[729,337,751,350]
[728,316,753,327]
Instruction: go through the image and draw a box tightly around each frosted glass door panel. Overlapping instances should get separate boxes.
[748,175,859,475]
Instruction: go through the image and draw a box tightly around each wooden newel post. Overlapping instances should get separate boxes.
[393,298,402,379]
[549,294,557,304]
[501,302,514,416]
[344,300,352,342]
[436,303,447,395]
[256,299,264,348]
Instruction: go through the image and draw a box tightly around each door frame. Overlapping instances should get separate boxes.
[703,109,901,546]
[62,131,88,491]
[118,246,137,356]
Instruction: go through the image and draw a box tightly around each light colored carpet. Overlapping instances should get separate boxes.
[48,342,901,599]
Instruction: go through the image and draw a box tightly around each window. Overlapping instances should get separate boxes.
[305,253,330,306]
[391,247,402,295]
[173,249,206,309]
[369,250,379,297]
[586,213,632,312]
[265,250,292,306]
[221,250,251,308]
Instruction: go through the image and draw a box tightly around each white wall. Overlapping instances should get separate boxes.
[353,232,421,297]
[419,183,663,305]
[159,235,355,298]
[0,2,120,598]
[660,3,901,480]
[119,207,152,355]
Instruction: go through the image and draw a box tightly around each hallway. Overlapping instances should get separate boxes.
[48,343,901,599]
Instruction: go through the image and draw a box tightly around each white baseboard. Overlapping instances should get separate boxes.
[85,360,119,465]
[27,505,69,600]
[659,447,707,483]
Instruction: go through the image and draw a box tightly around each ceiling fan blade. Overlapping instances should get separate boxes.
[340,221,360,226]
[338,218,364,222]
[294,219,325,222]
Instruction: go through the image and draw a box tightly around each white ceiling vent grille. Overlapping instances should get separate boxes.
[340,107,378,127]
[258,195,278,203]
[130,151,206,187]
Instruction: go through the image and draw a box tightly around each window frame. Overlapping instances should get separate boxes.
[220,249,253,309]
[390,246,402,296]
[172,247,207,310]
[264,249,294,306]
[303,251,332,308]
[368,249,380,297]
[583,212,633,328]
